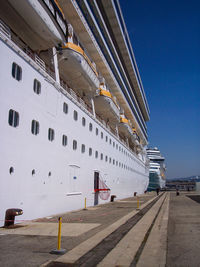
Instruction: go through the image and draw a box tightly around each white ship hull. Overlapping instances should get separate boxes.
[0,37,149,227]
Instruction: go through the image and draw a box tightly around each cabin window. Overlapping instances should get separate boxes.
[113,159,115,165]
[82,117,86,126]
[95,151,98,158]
[89,123,93,131]
[33,79,41,94]
[119,146,121,152]
[63,102,68,114]
[109,138,111,145]
[109,157,111,163]
[32,169,35,176]
[106,136,108,142]
[62,135,67,146]
[116,161,118,166]
[89,147,92,156]
[73,140,77,150]
[73,110,78,121]
[8,109,19,127]
[9,167,14,175]
[31,120,39,135]
[12,62,22,81]
[48,128,55,141]
[96,128,99,136]
[81,144,85,153]
[105,156,108,162]
[116,144,118,149]
[100,153,103,160]
[119,162,121,167]
[113,141,115,147]
[101,132,103,139]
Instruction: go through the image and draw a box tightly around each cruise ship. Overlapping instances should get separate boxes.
[147,147,166,191]
[0,0,150,227]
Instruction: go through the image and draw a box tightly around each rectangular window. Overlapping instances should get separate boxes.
[89,147,92,156]
[95,151,98,158]
[96,128,99,136]
[73,110,78,121]
[12,62,22,81]
[31,120,39,135]
[63,102,68,114]
[33,79,41,94]
[82,117,86,126]
[100,153,103,160]
[62,135,67,146]
[81,144,85,153]
[48,128,55,141]
[89,122,93,132]
[73,140,77,150]
[101,132,103,139]
[8,109,19,127]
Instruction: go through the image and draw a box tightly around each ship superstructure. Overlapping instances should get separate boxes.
[0,0,150,226]
[147,147,166,191]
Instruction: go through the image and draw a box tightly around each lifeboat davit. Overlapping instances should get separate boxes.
[8,0,66,46]
[94,84,120,126]
[59,42,99,95]
[118,115,132,138]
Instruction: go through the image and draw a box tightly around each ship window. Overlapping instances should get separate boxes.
[73,110,78,121]
[106,136,108,142]
[82,117,86,126]
[116,144,118,149]
[33,79,41,94]
[101,132,103,139]
[89,147,92,156]
[48,171,51,177]
[119,147,121,152]
[119,162,121,167]
[73,140,77,150]
[8,109,19,127]
[100,153,103,160]
[89,123,93,131]
[12,62,22,81]
[96,128,99,136]
[31,120,39,135]
[116,161,118,166]
[105,155,108,162]
[48,128,55,141]
[113,159,115,165]
[113,141,115,147]
[63,102,68,114]
[109,139,111,145]
[32,169,35,176]
[95,151,98,158]
[62,135,67,146]
[9,167,14,175]
[81,144,85,153]
[109,157,111,163]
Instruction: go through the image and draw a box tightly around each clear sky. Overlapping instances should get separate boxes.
[120,0,200,179]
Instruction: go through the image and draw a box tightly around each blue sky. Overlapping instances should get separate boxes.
[120,0,200,179]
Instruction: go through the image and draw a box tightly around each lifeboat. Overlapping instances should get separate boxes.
[58,23,99,95]
[94,83,120,126]
[8,0,66,48]
[118,115,132,138]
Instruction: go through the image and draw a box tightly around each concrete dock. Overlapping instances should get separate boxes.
[0,191,200,267]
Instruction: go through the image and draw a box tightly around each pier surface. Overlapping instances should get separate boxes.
[0,191,200,266]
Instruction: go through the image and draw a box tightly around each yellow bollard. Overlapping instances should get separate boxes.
[50,217,66,255]
[137,197,140,209]
[57,217,62,250]
[85,197,87,209]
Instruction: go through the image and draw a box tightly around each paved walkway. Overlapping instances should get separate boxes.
[0,191,200,266]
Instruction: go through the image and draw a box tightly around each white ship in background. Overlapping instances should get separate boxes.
[147,147,166,191]
[0,0,150,226]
